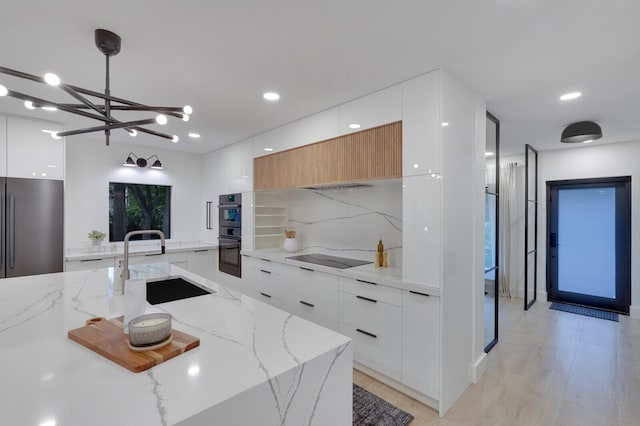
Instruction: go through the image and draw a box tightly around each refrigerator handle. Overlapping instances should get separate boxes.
[8,193,15,269]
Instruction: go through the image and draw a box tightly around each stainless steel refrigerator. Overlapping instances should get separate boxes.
[1,177,63,278]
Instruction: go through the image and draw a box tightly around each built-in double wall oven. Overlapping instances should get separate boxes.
[218,193,242,277]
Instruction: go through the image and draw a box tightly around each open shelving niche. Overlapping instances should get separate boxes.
[254,190,289,250]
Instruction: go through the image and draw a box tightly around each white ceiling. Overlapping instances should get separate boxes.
[1,0,639,156]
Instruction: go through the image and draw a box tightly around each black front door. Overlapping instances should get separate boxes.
[547,177,631,313]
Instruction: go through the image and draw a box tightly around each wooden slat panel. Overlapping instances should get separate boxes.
[254,121,402,191]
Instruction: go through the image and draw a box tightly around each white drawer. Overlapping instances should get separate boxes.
[244,256,283,275]
[339,322,401,381]
[282,265,339,312]
[339,292,401,340]
[245,266,283,299]
[286,300,339,332]
[65,258,114,272]
[339,276,402,306]
[250,290,288,311]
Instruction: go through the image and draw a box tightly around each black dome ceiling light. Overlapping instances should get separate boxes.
[561,121,602,143]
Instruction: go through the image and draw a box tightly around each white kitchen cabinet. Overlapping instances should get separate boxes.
[402,71,441,176]
[6,116,64,180]
[402,174,441,287]
[402,290,440,400]
[0,115,6,176]
[338,85,402,135]
[65,257,115,272]
[243,256,284,304]
[338,277,402,381]
[282,265,339,312]
[186,249,217,281]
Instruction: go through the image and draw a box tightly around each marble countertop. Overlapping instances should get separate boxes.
[66,241,218,261]
[0,263,350,425]
[242,250,440,296]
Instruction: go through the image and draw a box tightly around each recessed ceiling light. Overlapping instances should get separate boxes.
[413,163,419,169]
[171,135,179,143]
[441,122,449,127]
[156,114,168,125]
[44,73,61,86]
[47,164,57,168]
[188,133,201,139]
[582,139,594,144]
[485,152,494,156]
[560,92,581,101]
[0,84,7,96]
[264,147,273,152]
[24,101,35,110]
[349,123,361,129]
[42,106,57,111]
[263,92,280,101]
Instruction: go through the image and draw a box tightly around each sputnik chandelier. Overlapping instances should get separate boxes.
[0,29,191,146]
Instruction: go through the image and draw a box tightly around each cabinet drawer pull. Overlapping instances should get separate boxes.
[299,267,314,272]
[80,258,105,262]
[356,279,377,286]
[299,300,315,308]
[194,249,210,253]
[259,258,272,262]
[145,253,163,257]
[259,292,272,298]
[409,290,430,297]
[356,328,377,339]
[356,295,377,303]
[260,269,272,274]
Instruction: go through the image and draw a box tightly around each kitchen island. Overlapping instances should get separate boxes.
[0,263,352,425]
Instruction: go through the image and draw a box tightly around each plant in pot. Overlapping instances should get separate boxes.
[88,230,106,247]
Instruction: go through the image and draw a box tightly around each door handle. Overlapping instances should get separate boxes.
[8,193,15,269]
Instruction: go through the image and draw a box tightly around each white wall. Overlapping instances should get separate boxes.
[286,179,402,266]
[65,139,204,250]
[538,140,640,316]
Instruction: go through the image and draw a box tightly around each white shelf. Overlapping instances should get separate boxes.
[255,234,285,238]
[255,225,285,229]
[255,205,288,208]
[255,214,287,217]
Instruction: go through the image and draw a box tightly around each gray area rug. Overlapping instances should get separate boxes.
[353,384,414,426]
[550,302,619,322]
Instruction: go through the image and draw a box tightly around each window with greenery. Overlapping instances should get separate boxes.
[109,182,171,241]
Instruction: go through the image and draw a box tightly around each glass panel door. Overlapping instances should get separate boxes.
[484,112,499,352]
[524,144,538,310]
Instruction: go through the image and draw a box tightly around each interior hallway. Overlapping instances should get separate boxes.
[354,298,640,425]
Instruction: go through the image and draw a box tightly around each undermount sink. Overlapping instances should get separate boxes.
[146,276,214,305]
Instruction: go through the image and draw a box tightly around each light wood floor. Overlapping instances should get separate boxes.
[353,298,640,425]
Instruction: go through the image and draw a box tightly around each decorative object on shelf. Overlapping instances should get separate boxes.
[123,153,163,169]
[560,121,602,143]
[283,229,298,253]
[375,236,388,267]
[0,29,191,146]
[88,230,106,247]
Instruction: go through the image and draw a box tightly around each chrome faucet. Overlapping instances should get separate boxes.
[121,230,166,293]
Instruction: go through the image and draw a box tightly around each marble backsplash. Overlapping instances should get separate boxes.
[286,179,402,267]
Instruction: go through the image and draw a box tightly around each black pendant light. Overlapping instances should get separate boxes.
[561,121,602,143]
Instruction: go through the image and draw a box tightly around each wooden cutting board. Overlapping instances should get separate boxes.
[68,316,199,373]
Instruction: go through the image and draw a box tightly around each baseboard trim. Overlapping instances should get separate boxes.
[353,362,439,413]
[630,305,640,319]
[537,290,548,302]
[469,353,487,383]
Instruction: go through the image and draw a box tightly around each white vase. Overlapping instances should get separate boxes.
[283,238,298,253]
[91,239,102,248]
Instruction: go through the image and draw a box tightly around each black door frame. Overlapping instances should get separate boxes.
[546,176,631,314]
[524,144,538,310]
[484,111,499,353]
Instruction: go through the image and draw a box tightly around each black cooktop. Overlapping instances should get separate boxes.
[286,253,373,269]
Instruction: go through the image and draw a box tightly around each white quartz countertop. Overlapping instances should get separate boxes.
[0,263,350,426]
[65,241,218,261]
[242,250,440,296]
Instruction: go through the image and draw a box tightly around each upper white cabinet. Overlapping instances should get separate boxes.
[0,116,6,176]
[339,85,402,135]
[402,72,441,176]
[402,174,441,287]
[7,116,64,180]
